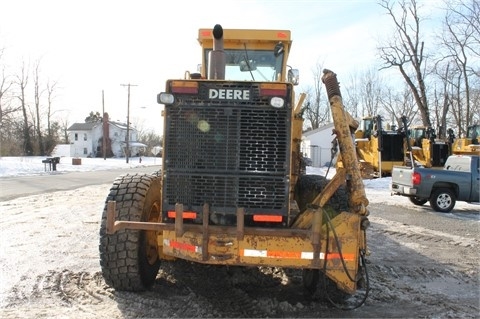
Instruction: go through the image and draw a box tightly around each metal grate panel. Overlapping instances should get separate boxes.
[381,133,405,161]
[163,81,292,222]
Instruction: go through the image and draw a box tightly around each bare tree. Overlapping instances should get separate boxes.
[44,79,59,154]
[60,117,70,144]
[437,0,479,133]
[431,63,453,139]
[15,61,34,155]
[46,80,58,136]
[302,61,329,131]
[360,68,384,117]
[138,129,163,154]
[377,0,432,127]
[0,49,19,155]
[382,84,419,128]
[343,71,361,118]
[444,0,479,60]
[33,59,46,155]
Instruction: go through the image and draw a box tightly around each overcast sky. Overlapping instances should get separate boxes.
[0,0,444,135]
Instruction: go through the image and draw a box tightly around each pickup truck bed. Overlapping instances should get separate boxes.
[391,155,480,212]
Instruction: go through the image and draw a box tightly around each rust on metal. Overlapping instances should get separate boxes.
[236,207,245,240]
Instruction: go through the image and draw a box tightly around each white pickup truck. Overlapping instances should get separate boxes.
[390,155,480,212]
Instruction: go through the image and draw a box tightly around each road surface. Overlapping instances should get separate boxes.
[0,166,161,201]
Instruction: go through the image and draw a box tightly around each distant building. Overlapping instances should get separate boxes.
[67,113,146,158]
[302,122,337,167]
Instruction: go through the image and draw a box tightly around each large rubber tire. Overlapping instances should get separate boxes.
[99,173,162,291]
[294,175,349,217]
[409,196,428,206]
[429,188,456,213]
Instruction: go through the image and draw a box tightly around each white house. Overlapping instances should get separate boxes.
[67,113,146,158]
[302,122,337,167]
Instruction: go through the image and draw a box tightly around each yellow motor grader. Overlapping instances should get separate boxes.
[99,24,370,307]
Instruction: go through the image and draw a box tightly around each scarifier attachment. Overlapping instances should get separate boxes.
[322,69,369,216]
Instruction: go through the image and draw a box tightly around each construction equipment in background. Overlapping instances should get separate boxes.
[99,24,371,309]
[405,126,450,168]
[350,115,405,178]
[452,124,480,155]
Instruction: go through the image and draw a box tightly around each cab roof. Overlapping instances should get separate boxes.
[198,28,292,48]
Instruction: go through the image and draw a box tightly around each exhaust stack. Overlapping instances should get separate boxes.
[208,24,226,80]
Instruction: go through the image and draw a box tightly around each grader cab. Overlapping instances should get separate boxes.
[99,24,371,308]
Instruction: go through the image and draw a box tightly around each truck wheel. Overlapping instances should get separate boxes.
[99,173,162,291]
[409,197,428,206]
[429,188,456,213]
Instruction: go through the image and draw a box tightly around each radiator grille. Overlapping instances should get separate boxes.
[381,133,405,161]
[163,81,291,220]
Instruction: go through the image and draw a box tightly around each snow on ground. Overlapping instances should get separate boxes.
[0,156,161,177]
[0,155,477,211]
[0,156,477,307]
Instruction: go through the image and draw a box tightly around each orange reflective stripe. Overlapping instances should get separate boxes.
[166,239,200,253]
[252,215,283,222]
[167,211,197,219]
[325,253,355,261]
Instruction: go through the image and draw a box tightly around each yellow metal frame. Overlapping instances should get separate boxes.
[107,201,364,294]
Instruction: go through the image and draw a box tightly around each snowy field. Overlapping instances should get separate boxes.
[0,155,161,177]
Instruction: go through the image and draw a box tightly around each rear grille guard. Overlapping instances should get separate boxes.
[163,82,292,225]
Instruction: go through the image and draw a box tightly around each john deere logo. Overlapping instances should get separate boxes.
[208,89,250,100]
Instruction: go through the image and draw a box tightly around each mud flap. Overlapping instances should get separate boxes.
[321,211,364,294]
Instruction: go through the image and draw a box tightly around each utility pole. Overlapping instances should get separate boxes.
[121,83,138,163]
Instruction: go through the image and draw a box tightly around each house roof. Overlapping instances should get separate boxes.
[109,121,129,130]
[67,122,99,131]
[303,122,335,137]
[303,117,362,137]
[67,121,134,131]
[124,142,147,147]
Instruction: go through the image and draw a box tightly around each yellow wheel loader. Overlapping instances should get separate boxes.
[452,124,480,155]
[99,24,371,309]
[346,115,405,178]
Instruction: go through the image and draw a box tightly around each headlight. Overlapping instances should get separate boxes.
[270,97,285,108]
[157,93,174,104]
